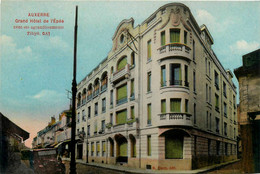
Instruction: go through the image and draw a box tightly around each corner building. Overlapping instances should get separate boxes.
[76,3,238,170]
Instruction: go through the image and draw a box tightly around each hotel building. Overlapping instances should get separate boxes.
[75,3,238,170]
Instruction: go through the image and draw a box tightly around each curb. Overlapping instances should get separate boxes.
[63,158,241,174]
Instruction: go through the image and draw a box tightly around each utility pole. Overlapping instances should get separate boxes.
[70,5,78,174]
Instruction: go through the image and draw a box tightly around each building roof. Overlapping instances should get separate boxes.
[234,49,260,77]
[0,112,29,141]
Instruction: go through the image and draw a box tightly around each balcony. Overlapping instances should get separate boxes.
[93,89,100,98]
[169,80,182,86]
[111,64,130,83]
[158,113,192,127]
[87,94,92,101]
[157,43,191,61]
[116,97,128,106]
[106,121,136,132]
[101,84,107,93]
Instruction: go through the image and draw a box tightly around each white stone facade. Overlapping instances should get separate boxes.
[75,3,238,170]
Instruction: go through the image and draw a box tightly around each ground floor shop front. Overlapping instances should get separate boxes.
[75,127,237,170]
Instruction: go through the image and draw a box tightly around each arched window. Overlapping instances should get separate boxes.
[77,93,81,107]
[93,79,100,97]
[164,130,186,159]
[101,72,108,92]
[87,84,93,100]
[82,88,87,104]
[117,56,127,71]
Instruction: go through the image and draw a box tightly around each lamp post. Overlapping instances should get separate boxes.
[70,5,78,174]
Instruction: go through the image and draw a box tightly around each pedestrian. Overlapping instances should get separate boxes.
[57,157,65,174]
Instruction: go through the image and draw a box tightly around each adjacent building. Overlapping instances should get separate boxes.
[0,112,30,173]
[75,3,238,170]
[234,49,260,173]
[32,110,72,157]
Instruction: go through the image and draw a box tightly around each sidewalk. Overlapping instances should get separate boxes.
[63,158,241,174]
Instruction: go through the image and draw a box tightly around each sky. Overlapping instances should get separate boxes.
[0,1,259,147]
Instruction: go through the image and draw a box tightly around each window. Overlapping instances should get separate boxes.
[216,141,220,155]
[110,90,113,107]
[95,102,98,116]
[185,99,188,113]
[111,66,114,74]
[96,142,100,156]
[224,102,227,117]
[110,113,113,124]
[185,65,188,87]
[208,139,211,155]
[206,84,208,102]
[210,113,212,130]
[214,71,219,89]
[102,98,106,113]
[234,128,236,139]
[224,122,227,136]
[91,142,94,156]
[216,117,220,133]
[165,133,183,159]
[170,29,180,43]
[170,64,181,85]
[101,120,105,132]
[225,143,228,155]
[147,72,151,92]
[77,129,79,135]
[130,79,135,98]
[215,94,219,111]
[170,99,181,112]
[88,106,91,119]
[193,40,195,61]
[82,110,86,121]
[233,95,236,109]
[193,71,196,92]
[209,86,212,103]
[87,125,90,136]
[206,111,209,128]
[102,141,106,157]
[161,31,165,46]
[131,106,135,119]
[131,52,135,66]
[161,99,166,114]
[147,103,152,125]
[184,30,187,44]
[205,58,208,74]
[194,136,197,156]
[117,56,127,71]
[94,121,97,134]
[194,104,196,124]
[161,65,166,87]
[116,84,127,105]
[223,82,227,97]
[208,61,211,76]
[77,112,80,123]
[147,135,151,156]
[147,40,151,60]
[116,109,127,125]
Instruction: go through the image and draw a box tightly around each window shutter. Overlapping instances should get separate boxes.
[117,57,127,71]
[117,85,127,101]
[119,142,127,156]
[116,110,127,124]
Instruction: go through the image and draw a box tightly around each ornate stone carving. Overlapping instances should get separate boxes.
[171,8,181,26]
